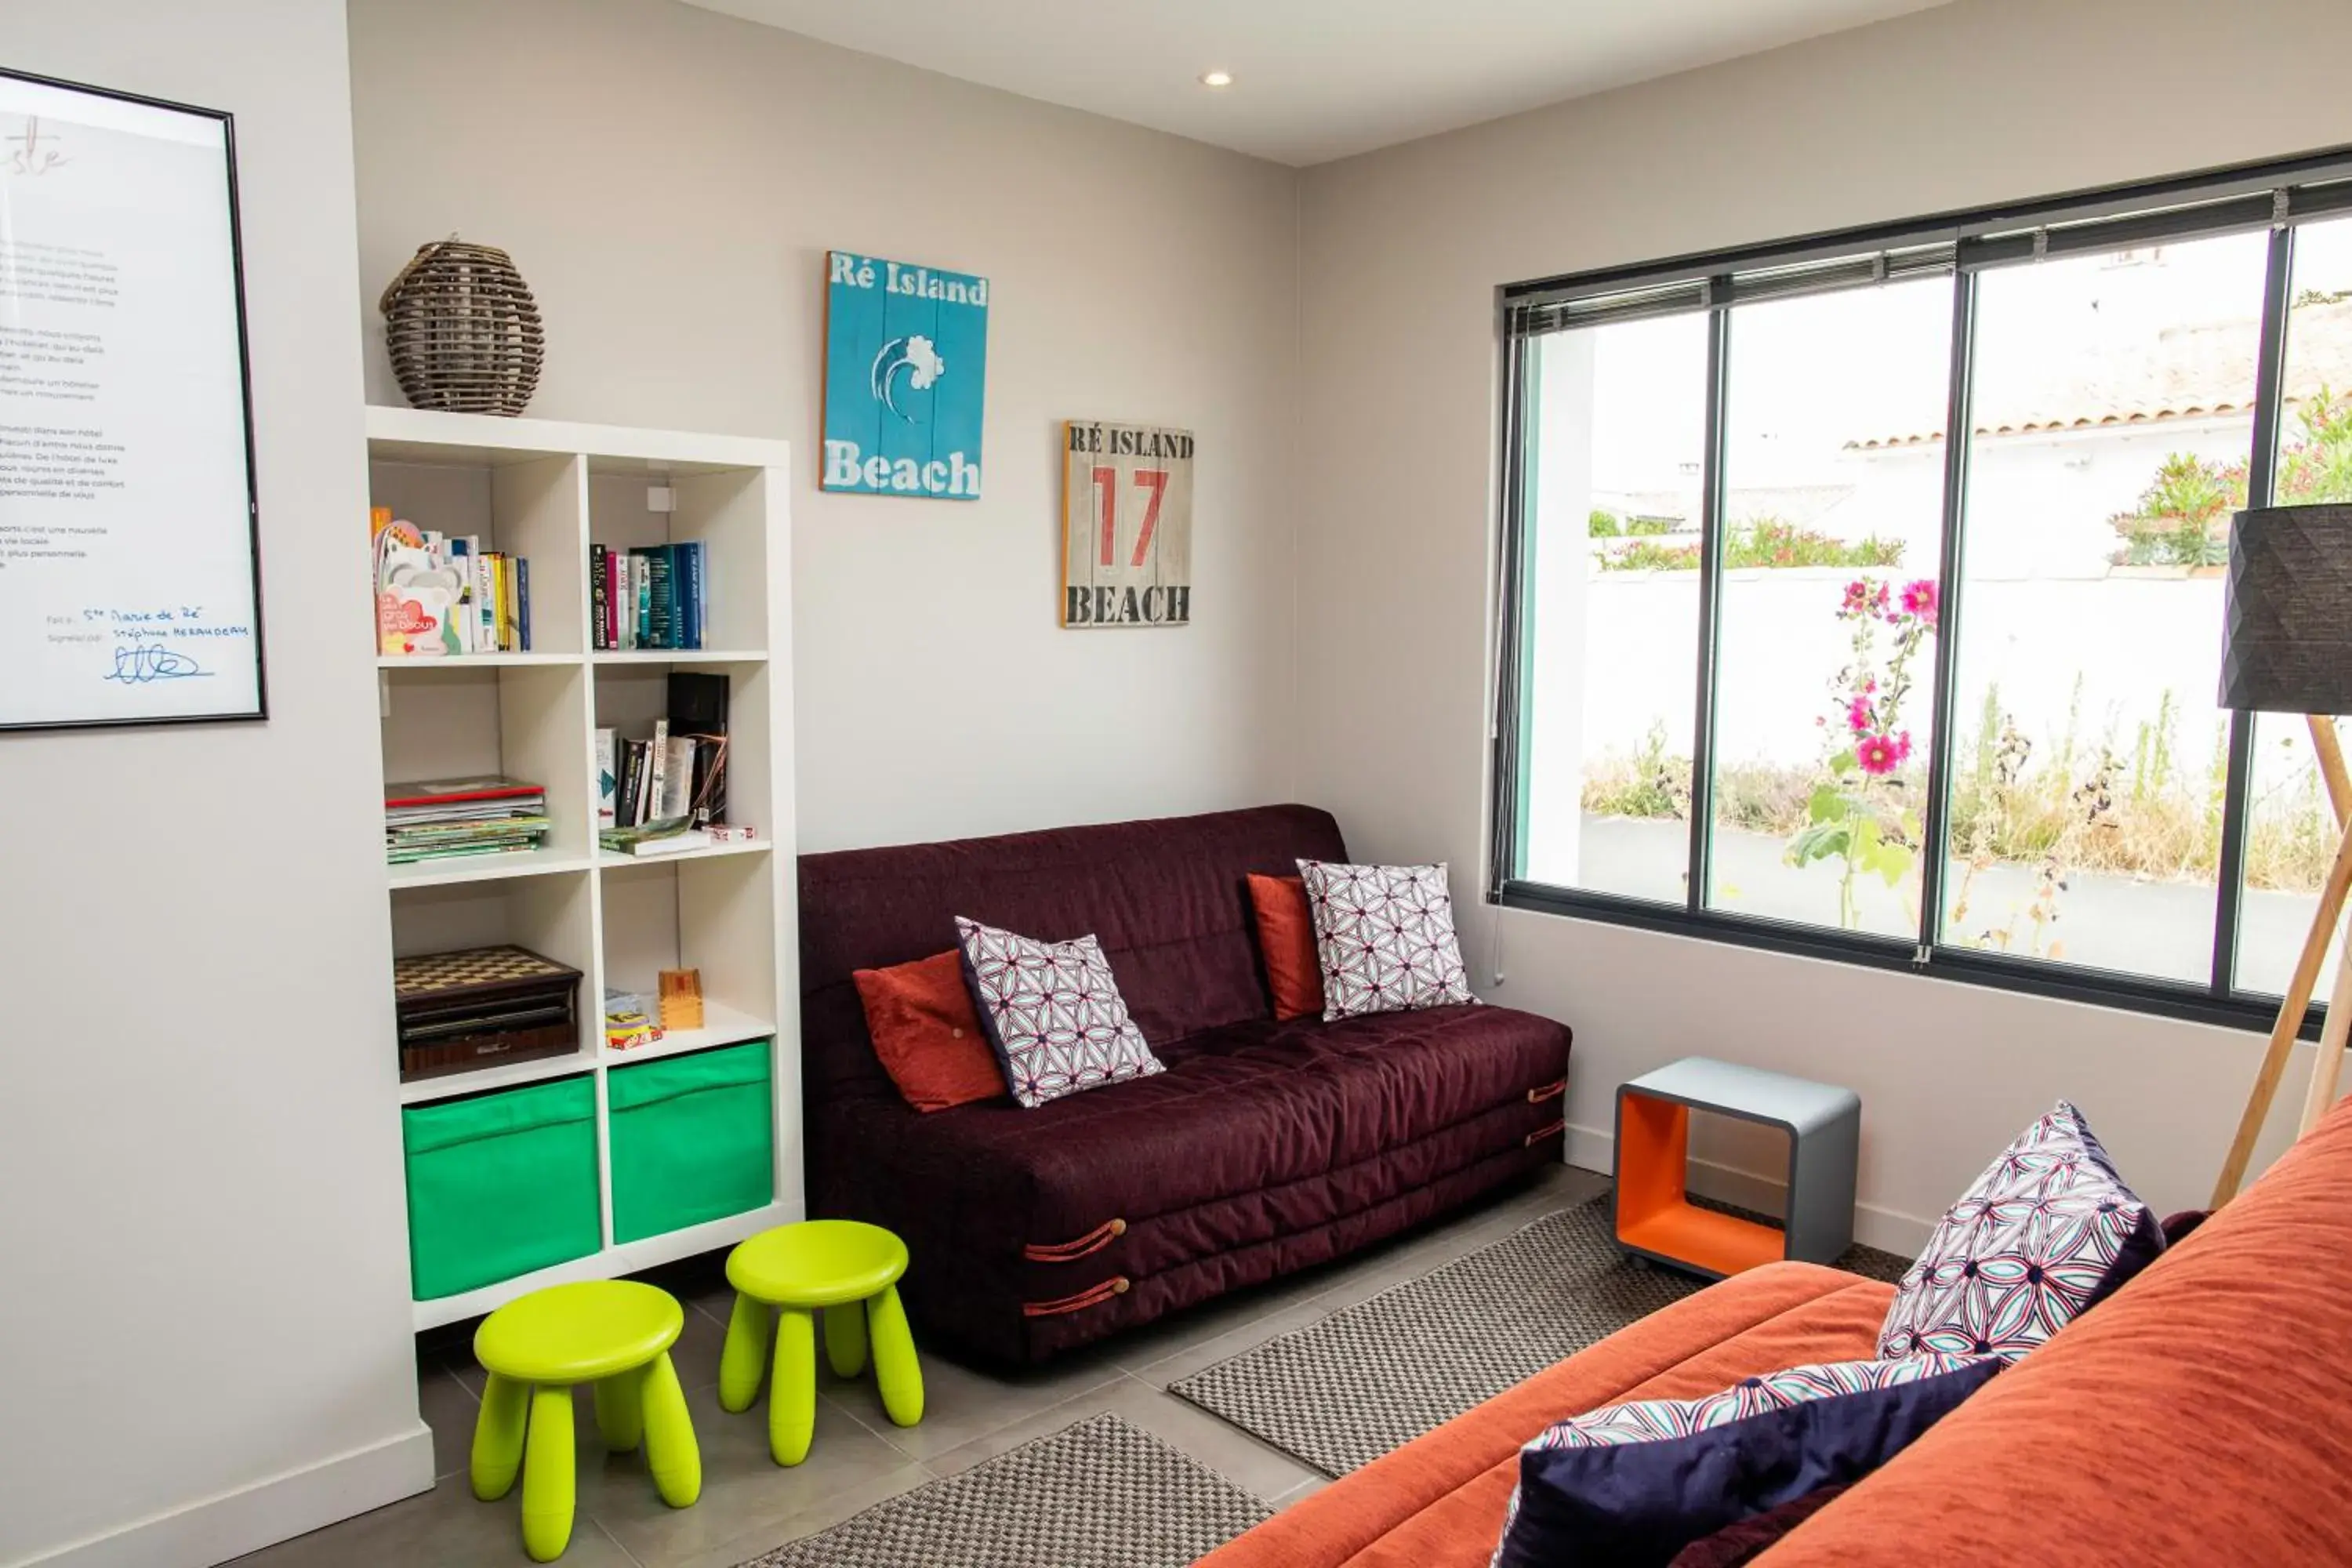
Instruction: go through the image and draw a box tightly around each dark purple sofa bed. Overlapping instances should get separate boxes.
[797,804,1573,1364]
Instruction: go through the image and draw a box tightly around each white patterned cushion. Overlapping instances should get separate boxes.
[1528,1352,1994,1452]
[953,917,1163,1109]
[1298,859,1474,1021]
[1877,1100,2163,1360]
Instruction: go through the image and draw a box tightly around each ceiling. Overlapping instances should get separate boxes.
[681,0,1951,166]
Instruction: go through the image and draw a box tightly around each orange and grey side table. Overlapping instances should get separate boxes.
[1614,1056,1860,1279]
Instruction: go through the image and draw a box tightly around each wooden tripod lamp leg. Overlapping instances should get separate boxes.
[2312,714,2352,826]
[2301,895,2352,1136]
[2212,717,2352,1206]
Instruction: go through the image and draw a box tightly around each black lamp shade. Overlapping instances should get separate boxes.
[2220,505,2352,714]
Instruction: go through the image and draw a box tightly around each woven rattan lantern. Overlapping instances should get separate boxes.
[379,238,544,417]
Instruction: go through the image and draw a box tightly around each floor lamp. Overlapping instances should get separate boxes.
[2214,503,2352,1206]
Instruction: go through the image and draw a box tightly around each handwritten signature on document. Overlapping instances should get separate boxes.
[103,644,209,684]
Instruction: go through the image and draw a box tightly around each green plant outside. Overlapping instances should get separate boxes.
[1584,679,2331,905]
[1595,516,1905,574]
[1778,578,1933,930]
[1573,366,2352,924]
[2110,387,2352,565]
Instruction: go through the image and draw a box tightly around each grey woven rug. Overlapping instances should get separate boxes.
[734,1413,1272,1568]
[1169,1195,1911,1476]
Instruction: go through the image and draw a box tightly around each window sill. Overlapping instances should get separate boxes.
[1493,879,2320,1039]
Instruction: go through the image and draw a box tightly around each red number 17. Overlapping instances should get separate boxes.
[1093,466,1171,568]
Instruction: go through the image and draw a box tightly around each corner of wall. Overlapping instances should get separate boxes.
[1286,164,1308,805]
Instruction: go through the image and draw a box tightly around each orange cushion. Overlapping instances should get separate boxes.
[1248,873,1326,1022]
[1755,1095,2352,1567]
[1198,1262,1890,1568]
[851,950,1006,1113]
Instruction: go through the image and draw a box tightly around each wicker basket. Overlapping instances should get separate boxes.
[379,238,544,417]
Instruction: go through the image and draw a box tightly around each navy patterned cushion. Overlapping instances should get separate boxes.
[1490,1354,2001,1568]
[1297,859,1474,1021]
[953,916,1163,1109]
[1878,1099,2163,1359]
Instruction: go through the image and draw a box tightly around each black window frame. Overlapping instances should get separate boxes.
[1490,144,2352,1037]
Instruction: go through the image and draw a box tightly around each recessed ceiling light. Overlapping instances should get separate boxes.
[1200,70,1233,89]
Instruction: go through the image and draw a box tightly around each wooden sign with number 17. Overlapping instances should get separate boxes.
[1061,420,1195,629]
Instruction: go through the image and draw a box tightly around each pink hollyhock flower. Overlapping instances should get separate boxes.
[1895,730,1914,763]
[1841,580,1870,615]
[1901,579,1938,622]
[1856,733,1900,775]
[1846,696,1872,733]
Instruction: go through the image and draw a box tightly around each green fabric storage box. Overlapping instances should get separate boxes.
[610,1040,775,1243]
[403,1074,601,1301]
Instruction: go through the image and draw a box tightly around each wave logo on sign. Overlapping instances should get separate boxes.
[823,251,988,501]
[870,335,944,423]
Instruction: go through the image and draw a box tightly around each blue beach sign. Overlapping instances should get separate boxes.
[822,251,989,499]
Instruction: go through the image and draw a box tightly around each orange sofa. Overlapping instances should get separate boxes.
[1203,1097,2352,1568]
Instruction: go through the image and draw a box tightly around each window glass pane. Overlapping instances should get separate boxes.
[1704,278,1955,937]
[1519,314,1708,903]
[2235,216,2352,997]
[1942,230,2270,982]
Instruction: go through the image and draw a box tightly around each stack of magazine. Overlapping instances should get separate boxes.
[386,775,551,866]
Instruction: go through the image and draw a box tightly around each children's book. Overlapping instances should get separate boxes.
[595,729,617,826]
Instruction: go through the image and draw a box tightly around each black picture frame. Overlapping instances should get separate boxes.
[0,64,266,732]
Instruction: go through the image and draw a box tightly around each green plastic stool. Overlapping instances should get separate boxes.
[471,1280,701,1561]
[720,1220,924,1465]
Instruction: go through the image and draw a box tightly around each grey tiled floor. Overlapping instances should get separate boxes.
[236,1164,1610,1568]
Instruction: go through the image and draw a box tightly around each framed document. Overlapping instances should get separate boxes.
[0,67,263,730]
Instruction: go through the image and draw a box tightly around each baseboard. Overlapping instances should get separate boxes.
[1564,1124,1932,1259]
[9,1422,434,1568]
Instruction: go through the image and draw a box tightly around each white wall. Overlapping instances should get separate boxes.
[345,0,1303,855]
[0,3,429,1565]
[1295,0,2352,1245]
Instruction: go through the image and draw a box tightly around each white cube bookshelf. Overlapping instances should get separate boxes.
[366,405,800,1331]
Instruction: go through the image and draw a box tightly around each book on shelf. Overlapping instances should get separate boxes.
[595,728,617,826]
[667,670,730,826]
[658,734,695,822]
[598,673,735,848]
[677,543,704,650]
[588,541,712,652]
[370,507,534,657]
[470,545,492,652]
[384,774,549,866]
[646,717,670,822]
[448,535,474,654]
[598,818,704,856]
[590,545,608,651]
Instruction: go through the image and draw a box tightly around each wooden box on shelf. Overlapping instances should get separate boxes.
[394,945,583,1083]
[659,967,704,1030]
